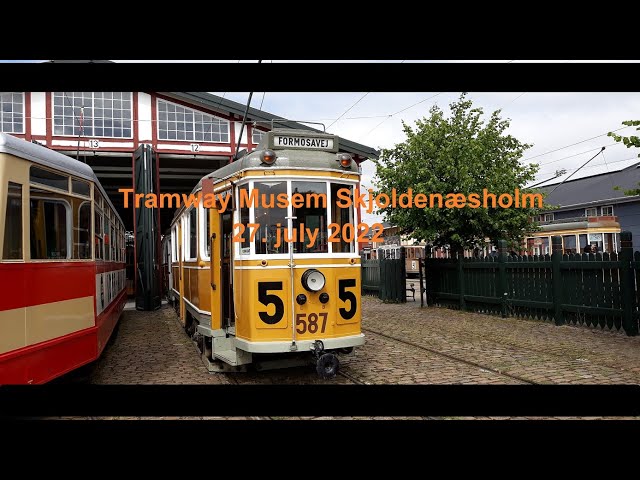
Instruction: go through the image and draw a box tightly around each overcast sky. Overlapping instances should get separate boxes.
[4,60,640,225]
[211,90,640,224]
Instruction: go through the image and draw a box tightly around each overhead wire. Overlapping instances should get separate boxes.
[360,92,443,139]
[536,142,622,167]
[326,92,370,130]
[499,92,526,109]
[533,154,640,180]
[547,147,605,195]
[523,125,632,162]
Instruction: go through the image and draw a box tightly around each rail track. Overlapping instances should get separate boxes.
[360,327,537,385]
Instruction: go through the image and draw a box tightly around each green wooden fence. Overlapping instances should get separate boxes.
[360,251,406,303]
[362,259,381,296]
[423,232,639,336]
[379,256,407,302]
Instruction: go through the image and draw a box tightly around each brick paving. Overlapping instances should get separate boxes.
[358,296,640,385]
[89,306,227,385]
[55,295,640,419]
[86,296,640,387]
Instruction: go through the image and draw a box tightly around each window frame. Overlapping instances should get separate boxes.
[0,92,25,134]
[94,203,104,261]
[157,98,230,144]
[52,92,133,139]
[185,207,198,261]
[251,128,266,145]
[200,204,211,261]
[29,192,72,260]
[601,205,614,216]
[76,200,92,260]
[171,226,177,263]
[3,181,23,260]
[235,177,359,259]
[585,207,598,217]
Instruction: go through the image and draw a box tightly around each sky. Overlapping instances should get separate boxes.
[210,90,640,224]
[4,60,640,225]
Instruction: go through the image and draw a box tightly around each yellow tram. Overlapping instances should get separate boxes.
[169,129,364,377]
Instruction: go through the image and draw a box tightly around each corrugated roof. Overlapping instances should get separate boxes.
[539,160,640,210]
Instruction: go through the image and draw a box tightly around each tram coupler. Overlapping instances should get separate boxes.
[310,340,339,379]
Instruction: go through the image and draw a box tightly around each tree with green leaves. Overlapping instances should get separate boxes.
[609,120,640,195]
[374,94,543,254]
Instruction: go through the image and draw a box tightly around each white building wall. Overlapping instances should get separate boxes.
[138,92,153,142]
[234,121,248,146]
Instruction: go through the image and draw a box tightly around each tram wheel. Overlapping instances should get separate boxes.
[316,353,340,379]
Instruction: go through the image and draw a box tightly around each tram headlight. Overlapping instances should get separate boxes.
[336,153,352,168]
[262,149,277,165]
[301,269,325,292]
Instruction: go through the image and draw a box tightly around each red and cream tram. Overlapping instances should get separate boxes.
[0,133,126,384]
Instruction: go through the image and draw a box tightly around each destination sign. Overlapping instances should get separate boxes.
[273,135,335,150]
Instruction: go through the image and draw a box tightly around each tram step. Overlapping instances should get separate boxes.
[213,349,239,365]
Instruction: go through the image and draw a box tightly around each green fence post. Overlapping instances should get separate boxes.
[425,247,435,307]
[379,258,385,301]
[551,235,564,326]
[457,251,465,310]
[620,231,638,336]
[419,257,425,308]
[400,246,407,303]
[497,239,508,318]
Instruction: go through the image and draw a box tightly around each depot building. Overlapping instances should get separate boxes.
[0,91,379,300]
[0,91,378,228]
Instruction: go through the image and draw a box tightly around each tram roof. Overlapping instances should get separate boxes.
[0,132,124,226]
[171,130,361,224]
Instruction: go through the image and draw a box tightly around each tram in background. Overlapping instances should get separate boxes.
[0,133,126,384]
[405,245,425,277]
[368,244,425,277]
[169,129,364,377]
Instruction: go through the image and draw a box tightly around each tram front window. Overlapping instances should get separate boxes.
[292,181,328,254]
[253,181,288,255]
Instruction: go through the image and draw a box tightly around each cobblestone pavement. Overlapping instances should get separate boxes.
[89,307,226,385]
[358,296,640,385]
[57,295,640,420]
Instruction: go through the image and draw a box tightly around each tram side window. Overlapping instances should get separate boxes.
[188,207,197,260]
[105,218,112,261]
[205,208,211,257]
[95,209,103,260]
[111,217,116,260]
[30,188,69,259]
[118,225,123,262]
[72,179,90,197]
[3,182,22,259]
[75,202,91,259]
[30,166,68,191]
[330,183,355,253]
[171,226,176,262]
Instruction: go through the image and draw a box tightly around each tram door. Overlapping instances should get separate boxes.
[221,212,234,328]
